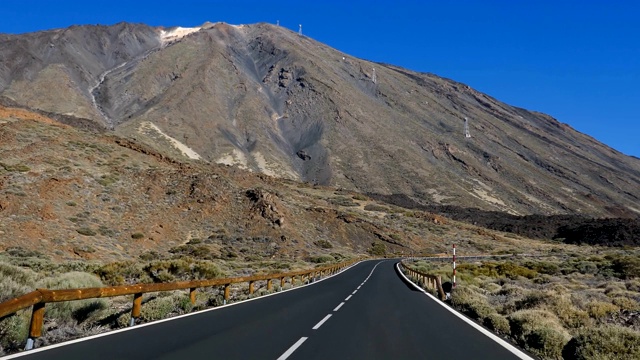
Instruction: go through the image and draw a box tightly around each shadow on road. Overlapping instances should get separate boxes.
[393,262,425,293]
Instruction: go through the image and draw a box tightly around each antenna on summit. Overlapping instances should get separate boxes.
[464,117,471,138]
[276,20,279,26]
[299,24,302,35]
[372,67,377,84]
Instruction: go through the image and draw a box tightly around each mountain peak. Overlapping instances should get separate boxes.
[1,21,638,217]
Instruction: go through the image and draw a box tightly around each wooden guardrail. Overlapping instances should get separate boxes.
[0,259,359,350]
[399,261,446,301]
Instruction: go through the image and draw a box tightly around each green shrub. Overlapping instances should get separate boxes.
[314,240,333,249]
[96,261,150,285]
[143,259,222,282]
[563,325,640,360]
[369,242,386,256]
[130,294,190,323]
[98,226,115,237]
[131,233,145,239]
[363,204,389,212]
[329,196,358,207]
[97,174,118,186]
[607,255,640,279]
[352,193,368,201]
[0,162,30,172]
[508,309,571,359]
[76,227,97,236]
[524,260,560,275]
[309,255,335,264]
[458,261,537,279]
[168,244,212,260]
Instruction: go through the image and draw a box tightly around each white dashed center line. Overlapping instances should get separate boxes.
[277,261,385,360]
[277,337,308,360]
[312,314,333,330]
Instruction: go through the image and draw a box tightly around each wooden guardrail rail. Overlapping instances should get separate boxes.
[399,260,446,301]
[0,259,359,350]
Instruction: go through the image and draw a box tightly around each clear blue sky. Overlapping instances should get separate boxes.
[2,0,639,157]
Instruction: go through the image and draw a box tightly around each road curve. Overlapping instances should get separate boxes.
[6,260,528,360]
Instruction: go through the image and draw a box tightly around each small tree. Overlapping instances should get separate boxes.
[369,242,386,256]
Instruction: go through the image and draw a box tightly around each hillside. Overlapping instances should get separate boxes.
[1,22,638,218]
[3,104,546,263]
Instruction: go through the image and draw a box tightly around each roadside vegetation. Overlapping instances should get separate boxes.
[0,249,348,355]
[408,250,640,359]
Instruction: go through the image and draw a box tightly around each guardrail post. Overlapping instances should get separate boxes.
[292,275,296,286]
[267,279,273,291]
[130,293,142,327]
[280,277,285,290]
[25,302,45,350]
[189,288,197,305]
[224,284,230,305]
[249,281,255,295]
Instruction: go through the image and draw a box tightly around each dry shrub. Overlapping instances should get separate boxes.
[497,283,529,298]
[626,279,640,292]
[547,283,569,294]
[562,325,640,360]
[515,290,590,329]
[481,282,502,293]
[483,313,510,335]
[604,281,627,295]
[605,289,639,300]
[0,263,37,302]
[586,301,620,320]
[0,263,38,353]
[36,272,107,323]
[451,286,494,321]
[96,261,149,285]
[551,296,591,329]
[611,296,639,311]
[0,310,30,355]
[116,292,193,327]
[508,309,571,360]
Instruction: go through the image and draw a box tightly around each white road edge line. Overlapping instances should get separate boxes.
[345,295,352,301]
[333,302,345,311]
[395,263,534,360]
[1,261,371,360]
[312,314,332,330]
[277,337,308,360]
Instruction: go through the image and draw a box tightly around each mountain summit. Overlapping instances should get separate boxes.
[1,22,638,217]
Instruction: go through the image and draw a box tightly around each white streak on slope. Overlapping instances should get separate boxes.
[139,121,202,160]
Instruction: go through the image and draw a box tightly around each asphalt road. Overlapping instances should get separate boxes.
[10,260,529,360]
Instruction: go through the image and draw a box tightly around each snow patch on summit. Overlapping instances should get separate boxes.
[160,26,201,44]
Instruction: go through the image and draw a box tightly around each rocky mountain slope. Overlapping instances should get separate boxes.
[1,104,547,262]
[1,22,639,218]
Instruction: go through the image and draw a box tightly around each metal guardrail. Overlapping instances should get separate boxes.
[399,261,446,301]
[0,259,359,350]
